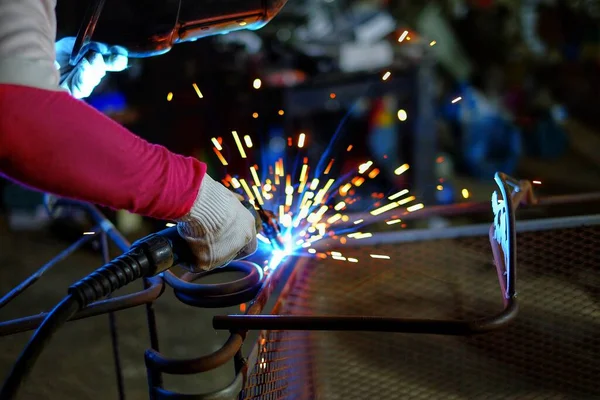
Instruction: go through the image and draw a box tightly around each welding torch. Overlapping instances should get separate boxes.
[240,200,286,252]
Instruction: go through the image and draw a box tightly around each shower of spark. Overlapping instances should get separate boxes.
[209,125,424,271]
[200,34,462,270]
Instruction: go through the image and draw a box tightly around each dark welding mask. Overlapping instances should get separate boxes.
[69,0,288,66]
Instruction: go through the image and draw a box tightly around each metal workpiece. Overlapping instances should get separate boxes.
[3,174,600,399]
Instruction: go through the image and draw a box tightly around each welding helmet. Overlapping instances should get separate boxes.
[70,0,288,66]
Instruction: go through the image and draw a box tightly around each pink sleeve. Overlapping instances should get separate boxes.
[0,84,207,220]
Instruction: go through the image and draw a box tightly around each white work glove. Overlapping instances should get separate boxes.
[176,174,258,271]
[55,37,128,99]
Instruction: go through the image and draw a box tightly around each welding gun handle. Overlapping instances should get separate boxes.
[128,226,195,274]
[155,226,196,266]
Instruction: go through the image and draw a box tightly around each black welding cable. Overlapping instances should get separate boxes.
[0,227,182,400]
[0,294,81,399]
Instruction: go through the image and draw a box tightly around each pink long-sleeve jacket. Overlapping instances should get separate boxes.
[0,0,206,220]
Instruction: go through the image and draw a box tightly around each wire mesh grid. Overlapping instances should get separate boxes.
[243,222,600,399]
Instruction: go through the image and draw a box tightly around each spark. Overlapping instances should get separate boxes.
[407,203,424,212]
[398,30,409,42]
[330,93,336,99]
[278,109,285,115]
[327,213,342,224]
[213,148,228,166]
[358,161,373,174]
[334,201,346,211]
[167,92,173,101]
[253,78,262,89]
[347,145,353,151]
[250,166,261,187]
[308,248,316,254]
[332,255,347,261]
[244,135,253,148]
[314,179,335,204]
[397,195,416,205]
[347,258,358,263]
[386,219,402,225]
[394,163,410,175]
[353,177,365,187]
[211,137,222,150]
[397,109,408,121]
[331,251,342,257]
[452,97,462,104]
[354,219,363,225]
[370,254,391,260]
[165,223,176,227]
[389,189,409,200]
[252,112,259,118]
[340,183,352,196]
[370,202,400,216]
[382,71,391,81]
[231,177,241,189]
[298,133,306,148]
[239,179,254,200]
[83,231,95,235]
[192,83,203,98]
[430,40,437,46]
[285,194,293,207]
[349,232,373,239]
[461,188,470,199]
[310,179,319,191]
[232,131,247,158]
[324,159,335,174]
[533,180,542,185]
[239,21,247,26]
[436,185,443,191]
[298,164,309,193]
[368,168,380,179]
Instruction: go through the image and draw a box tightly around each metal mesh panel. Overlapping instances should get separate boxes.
[244,222,600,399]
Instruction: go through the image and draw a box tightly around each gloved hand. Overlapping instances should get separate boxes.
[176,174,258,271]
[55,37,128,99]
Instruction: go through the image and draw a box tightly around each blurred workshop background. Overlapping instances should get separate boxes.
[1,0,600,399]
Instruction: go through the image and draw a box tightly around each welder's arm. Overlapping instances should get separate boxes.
[0,84,202,220]
[0,84,256,270]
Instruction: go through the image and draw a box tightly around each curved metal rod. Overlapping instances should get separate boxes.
[164,261,264,308]
[163,265,262,297]
[153,370,245,400]
[144,333,245,375]
[0,275,165,336]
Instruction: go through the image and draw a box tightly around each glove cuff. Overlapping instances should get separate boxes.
[176,174,231,237]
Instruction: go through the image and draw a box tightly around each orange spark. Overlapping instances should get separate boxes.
[213,148,228,166]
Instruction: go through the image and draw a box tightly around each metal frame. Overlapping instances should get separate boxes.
[2,173,600,399]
